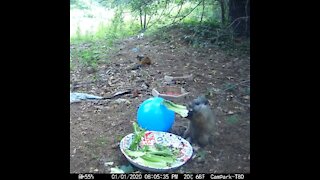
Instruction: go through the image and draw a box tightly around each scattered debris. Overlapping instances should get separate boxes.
[70,92,103,104]
[141,82,149,90]
[70,29,250,173]
[136,54,144,61]
[104,162,114,166]
[108,77,121,87]
[152,87,189,101]
[164,74,193,84]
[113,98,131,105]
[130,64,141,70]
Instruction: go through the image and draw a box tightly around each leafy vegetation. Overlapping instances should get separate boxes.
[124,122,181,168]
[70,0,250,70]
[163,100,188,118]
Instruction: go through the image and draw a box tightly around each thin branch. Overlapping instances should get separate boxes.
[172,0,185,24]
[226,16,249,29]
[146,13,152,27]
[167,1,181,17]
[174,0,203,24]
[208,16,249,42]
[147,6,167,28]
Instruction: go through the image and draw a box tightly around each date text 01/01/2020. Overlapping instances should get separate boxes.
[109,173,245,180]
[111,173,171,179]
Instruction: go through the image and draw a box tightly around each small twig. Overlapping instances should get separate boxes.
[102,90,131,99]
[105,69,111,75]
[172,0,185,24]
[222,80,250,92]
[146,10,153,27]
[233,97,250,107]
[226,16,250,29]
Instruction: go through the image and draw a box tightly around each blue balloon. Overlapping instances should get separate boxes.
[137,97,175,132]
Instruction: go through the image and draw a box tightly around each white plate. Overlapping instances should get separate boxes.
[120,131,193,172]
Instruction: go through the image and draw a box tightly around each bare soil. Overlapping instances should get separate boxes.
[70,28,250,173]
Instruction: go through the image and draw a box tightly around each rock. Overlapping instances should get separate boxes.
[141,83,149,90]
[130,64,141,70]
[137,54,144,61]
[131,47,139,53]
[86,67,97,74]
[111,143,119,149]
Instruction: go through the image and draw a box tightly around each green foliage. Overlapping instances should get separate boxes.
[111,7,124,33]
[71,0,236,43]
[70,0,90,9]
[80,49,98,68]
[227,115,239,124]
[70,0,249,70]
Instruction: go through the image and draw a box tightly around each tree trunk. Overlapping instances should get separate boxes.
[219,0,225,25]
[200,0,205,24]
[228,0,250,37]
[144,9,147,29]
[140,8,143,30]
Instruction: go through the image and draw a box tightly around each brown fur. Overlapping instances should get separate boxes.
[183,96,216,147]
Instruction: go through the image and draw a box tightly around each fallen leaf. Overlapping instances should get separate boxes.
[132,89,140,98]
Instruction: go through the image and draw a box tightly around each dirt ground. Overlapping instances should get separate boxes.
[70,28,250,174]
